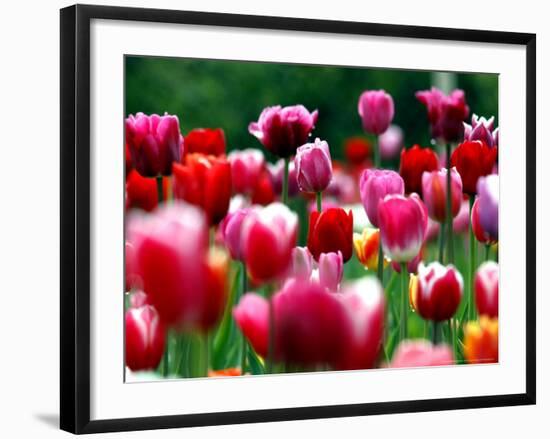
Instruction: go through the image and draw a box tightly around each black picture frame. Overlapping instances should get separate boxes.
[60,4,536,434]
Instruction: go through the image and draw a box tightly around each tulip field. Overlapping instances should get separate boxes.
[124,57,499,380]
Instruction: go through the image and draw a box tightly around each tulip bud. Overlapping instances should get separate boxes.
[378,194,428,263]
[359,169,404,227]
[125,304,166,371]
[295,138,333,193]
[354,228,387,271]
[318,251,344,291]
[464,316,498,363]
[307,208,353,262]
[228,148,265,195]
[357,90,394,135]
[399,145,439,195]
[476,174,499,241]
[220,208,250,261]
[389,340,454,368]
[450,140,497,195]
[290,246,314,281]
[474,261,499,318]
[379,125,404,160]
[421,167,463,223]
[463,114,497,148]
[184,128,226,156]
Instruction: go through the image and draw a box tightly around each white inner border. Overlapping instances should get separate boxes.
[90,19,526,421]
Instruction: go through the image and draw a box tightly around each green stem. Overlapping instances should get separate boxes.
[485,244,490,262]
[438,223,445,263]
[400,263,408,342]
[445,143,454,263]
[202,333,210,377]
[468,195,477,321]
[267,299,275,374]
[450,319,457,360]
[282,157,290,205]
[316,191,322,212]
[162,336,169,377]
[377,240,384,284]
[240,262,248,374]
[156,175,163,204]
[432,321,440,345]
[372,135,380,168]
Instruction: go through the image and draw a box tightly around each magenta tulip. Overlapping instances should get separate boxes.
[359,169,405,227]
[477,174,499,241]
[228,149,265,195]
[125,304,166,371]
[357,90,394,135]
[379,124,404,160]
[220,208,250,261]
[474,261,499,318]
[248,105,318,158]
[318,251,343,291]
[378,194,428,262]
[125,112,182,177]
[389,340,454,368]
[464,114,498,147]
[295,138,333,193]
[421,167,463,223]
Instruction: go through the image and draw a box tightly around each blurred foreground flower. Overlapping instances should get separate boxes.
[220,208,250,261]
[184,128,226,156]
[474,261,499,318]
[389,340,454,368]
[307,208,353,262]
[125,304,166,371]
[464,316,498,363]
[399,145,439,195]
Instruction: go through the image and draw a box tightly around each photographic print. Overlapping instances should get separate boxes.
[123,56,499,380]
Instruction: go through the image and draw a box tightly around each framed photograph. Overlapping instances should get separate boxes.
[60,4,536,434]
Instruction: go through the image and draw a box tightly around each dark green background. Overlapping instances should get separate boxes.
[125,56,498,161]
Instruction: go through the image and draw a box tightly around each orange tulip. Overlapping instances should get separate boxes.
[464,316,498,363]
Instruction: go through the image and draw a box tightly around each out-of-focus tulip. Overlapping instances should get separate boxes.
[318,251,344,291]
[184,128,226,156]
[220,208,250,261]
[290,246,314,281]
[125,304,166,371]
[357,90,394,135]
[359,169,405,227]
[475,261,499,318]
[172,153,232,225]
[126,169,169,212]
[463,114,498,148]
[208,368,242,377]
[233,293,270,358]
[477,174,499,241]
[248,105,318,158]
[416,87,470,142]
[126,112,182,177]
[344,137,371,165]
[425,217,440,241]
[471,197,497,245]
[295,138,333,193]
[412,262,463,321]
[464,316,498,363]
[268,159,299,197]
[450,140,497,195]
[241,203,298,282]
[354,228,387,271]
[128,290,150,308]
[125,143,133,176]
[379,125,404,160]
[389,340,454,368]
[326,170,357,204]
[250,170,276,206]
[399,145,439,195]
[378,194,428,263]
[453,197,470,233]
[200,248,230,331]
[421,168,463,222]
[228,148,265,195]
[307,208,353,262]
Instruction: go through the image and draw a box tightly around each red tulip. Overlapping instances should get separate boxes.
[474,261,499,318]
[125,304,166,371]
[228,148,265,194]
[125,112,182,177]
[344,137,372,165]
[184,128,226,156]
[172,153,232,225]
[421,167,463,222]
[399,145,439,195]
[125,169,169,212]
[307,208,354,262]
[389,340,454,368]
[241,203,298,282]
[199,248,230,331]
[233,293,270,358]
[450,140,497,195]
[125,143,133,176]
[250,170,276,206]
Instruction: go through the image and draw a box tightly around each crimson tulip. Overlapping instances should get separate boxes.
[250,170,276,205]
[126,169,169,212]
[421,167,463,222]
[357,89,394,135]
[228,148,265,195]
[184,128,226,156]
[307,208,353,262]
[125,304,166,371]
[359,169,404,227]
[399,145,439,195]
[474,261,499,318]
[450,140,497,195]
[389,340,454,368]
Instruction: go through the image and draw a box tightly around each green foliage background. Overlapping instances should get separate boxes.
[125,56,498,161]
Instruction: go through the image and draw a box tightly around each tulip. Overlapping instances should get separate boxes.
[392,250,422,275]
[421,168,463,223]
[172,153,232,225]
[326,170,357,204]
[379,125,404,160]
[125,143,133,176]
[125,304,166,371]
[128,290,150,308]
[290,247,314,281]
[184,128,226,156]
[241,203,298,282]
[248,105,318,158]
[318,251,344,291]
[416,87,470,142]
[354,228,388,271]
[125,112,182,177]
[399,145,439,195]
[208,368,242,377]
[250,170,276,206]
[474,261,499,318]
[268,159,299,198]
[199,247,230,331]
[295,138,333,194]
[126,169,169,212]
[307,208,353,262]
[220,208,250,261]
[464,114,498,148]
[471,197,497,245]
[453,197,470,233]
[359,169,404,227]
[233,293,270,358]
[464,316,498,363]
[344,137,371,165]
[412,262,463,321]
[228,148,265,195]
[450,140,497,195]
[378,194,427,263]
[357,90,394,135]
[389,340,454,368]
[125,240,141,292]
[477,174,499,241]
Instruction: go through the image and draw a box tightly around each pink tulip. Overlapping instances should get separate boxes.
[295,138,333,193]
[326,170,357,204]
[228,149,265,195]
[471,197,496,245]
[233,293,270,358]
[378,194,428,262]
[125,112,182,177]
[249,105,318,158]
[452,197,470,233]
[477,174,499,241]
[220,208,250,261]
[414,262,463,321]
[318,251,344,291]
[379,124,404,160]
[389,340,454,368]
[268,159,299,197]
[125,304,166,371]
[426,217,441,242]
[474,261,499,318]
[464,114,498,148]
[358,90,395,135]
[241,203,298,282]
[359,169,405,227]
[421,167,463,223]
[290,246,314,281]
